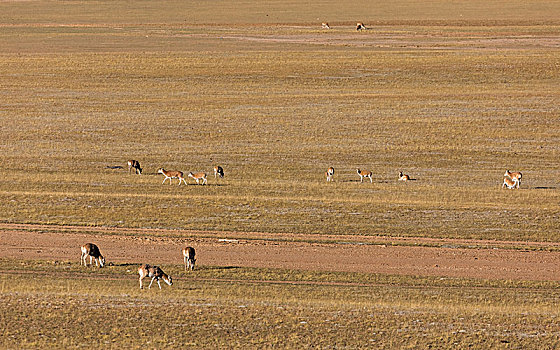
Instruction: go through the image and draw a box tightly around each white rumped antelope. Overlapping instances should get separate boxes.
[356,22,367,31]
[398,171,410,181]
[502,177,519,189]
[127,160,142,175]
[321,22,331,29]
[188,172,207,185]
[214,166,224,179]
[158,168,187,186]
[182,246,196,271]
[357,169,373,183]
[504,170,522,188]
[326,167,335,182]
[138,264,173,289]
[80,243,105,268]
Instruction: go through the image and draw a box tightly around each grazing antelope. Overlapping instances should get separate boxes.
[357,169,373,183]
[188,172,207,185]
[183,246,196,271]
[158,168,187,186]
[356,22,367,31]
[502,177,519,189]
[127,160,142,175]
[138,264,173,289]
[504,170,522,188]
[326,167,335,182]
[398,171,410,181]
[80,243,105,268]
[214,165,224,179]
[321,22,331,29]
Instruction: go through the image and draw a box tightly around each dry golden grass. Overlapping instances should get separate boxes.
[1,1,560,347]
[1,259,560,348]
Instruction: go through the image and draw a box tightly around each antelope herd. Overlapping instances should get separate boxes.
[80,242,196,289]
[80,160,523,290]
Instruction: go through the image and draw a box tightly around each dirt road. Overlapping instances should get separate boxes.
[1,223,559,281]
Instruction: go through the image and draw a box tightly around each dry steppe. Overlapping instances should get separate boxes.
[1,0,559,348]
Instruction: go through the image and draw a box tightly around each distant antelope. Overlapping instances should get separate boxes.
[214,166,224,179]
[138,264,173,289]
[127,160,142,175]
[356,22,367,31]
[158,168,187,185]
[182,246,196,271]
[398,171,410,181]
[502,177,519,189]
[504,170,522,188]
[80,243,105,268]
[326,167,335,182]
[188,172,207,185]
[321,22,331,29]
[357,169,373,183]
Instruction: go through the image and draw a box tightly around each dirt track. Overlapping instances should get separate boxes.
[1,223,559,281]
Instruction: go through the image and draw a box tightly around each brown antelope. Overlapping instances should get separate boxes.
[138,264,173,289]
[182,246,196,271]
[214,166,224,179]
[504,170,522,188]
[357,169,373,183]
[326,167,335,182]
[127,160,142,175]
[321,22,331,29]
[188,172,207,185]
[356,22,367,31]
[398,171,410,181]
[502,177,519,189]
[158,168,187,185]
[80,243,105,268]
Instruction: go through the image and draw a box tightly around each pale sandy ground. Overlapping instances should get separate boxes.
[1,223,559,281]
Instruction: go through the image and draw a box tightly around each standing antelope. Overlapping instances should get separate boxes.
[128,160,142,175]
[80,243,105,268]
[356,22,367,31]
[357,169,373,183]
[504,170,522,188]
[214,166,224,179]
[138,264,173,289]
[321,22,331,29]
[502,177,519,189]
[158,168,187,185]
[326,167,335,182]
[188,172,207,185]
[398,171,410,181]
[183,246,196,271]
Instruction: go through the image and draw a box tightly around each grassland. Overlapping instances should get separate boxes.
[1,0,560,348]
[2,258,560,348]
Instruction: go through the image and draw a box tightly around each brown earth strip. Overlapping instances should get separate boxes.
[1,223,559,281]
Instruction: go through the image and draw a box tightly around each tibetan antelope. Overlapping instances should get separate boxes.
[356,22,367,31]
[138,264,173,289]
[214,165,224,179]
[127,160,142,175]
[502,177,519,189]
[182,246,196,271]
[398,171,410,181]
[357,169,373,183]
[188,172,207,185]
[158,168,187,186]
[326,167,335,182]
[80,243,105,268]
[504,170,522,188]
[321,22,331,29]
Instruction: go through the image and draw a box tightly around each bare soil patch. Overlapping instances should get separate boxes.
[2,223,559,281]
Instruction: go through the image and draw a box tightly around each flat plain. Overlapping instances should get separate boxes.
[0,0,559,348]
